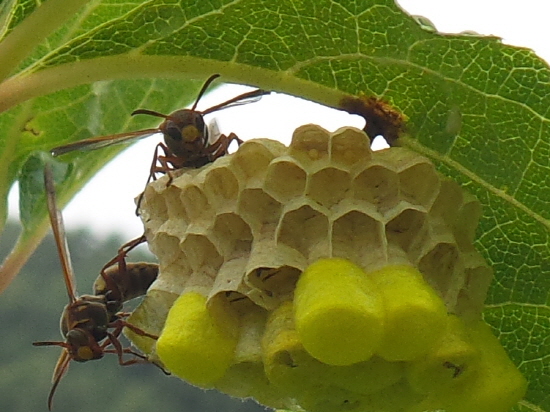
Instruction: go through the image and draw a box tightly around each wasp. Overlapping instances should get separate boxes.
[33,163,160,410]
[50,74,270,212]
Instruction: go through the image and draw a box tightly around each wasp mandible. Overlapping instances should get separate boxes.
[33,163,160,409]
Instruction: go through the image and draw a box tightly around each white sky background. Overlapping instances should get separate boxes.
[7,0,550,239]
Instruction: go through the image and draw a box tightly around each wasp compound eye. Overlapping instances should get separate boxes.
[128,125,526,412]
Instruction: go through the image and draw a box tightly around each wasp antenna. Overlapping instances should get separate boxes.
[131,109,170,119]
[33,341,68,348]
[191,74,221,111]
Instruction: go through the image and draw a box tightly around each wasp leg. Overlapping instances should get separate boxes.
[206,132,243,162]
[136,143,175,215]
[110,318,159,341]
[95,235,147,301]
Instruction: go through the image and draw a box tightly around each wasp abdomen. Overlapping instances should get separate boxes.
[93,263,158,303]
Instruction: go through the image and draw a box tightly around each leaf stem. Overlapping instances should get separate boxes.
[0,55,346,114]
[0,0,89,83]
[0,219,49,295]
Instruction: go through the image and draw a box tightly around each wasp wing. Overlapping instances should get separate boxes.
[48,349,71,410]
[44,163,78,303]
[51,128,160,157]
[201,89,270,115]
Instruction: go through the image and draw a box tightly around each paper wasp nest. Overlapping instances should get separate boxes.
[128,125,525,412]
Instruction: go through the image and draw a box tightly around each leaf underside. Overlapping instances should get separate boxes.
[0,1,548,410]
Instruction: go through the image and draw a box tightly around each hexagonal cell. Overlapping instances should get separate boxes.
[208,254,251,306]
[332,210,385,271]
[264,158,307,202]
[180,233,224,275]
[208,290,259,318]
[330,127,373,168]
[375,147,430,173]
[429,179,464,223]
[180,184,211,221]
[161,184,186,220]
[230,139,285,184]
[352,165,399,213]
[246,237,308,293]
[141,181,168,221]
[155,260,193,297]
[398,161,440,209]
[453,194,482,250]
[202,166,240,211]
[288,124,330,168]
[307,167,351,209]
[155,217,189,245]
[237,188,282,230]
[246,265,301,303]
[148,232,182,268]
[277,203,330,261]
[385,206,428,253]
[455,262,493,316]
[211,213,253,258]
[417,242,461,296]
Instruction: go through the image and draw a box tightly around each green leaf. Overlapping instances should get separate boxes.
[0,0,548,410]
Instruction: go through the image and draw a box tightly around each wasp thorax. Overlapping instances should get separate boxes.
[129,125,525,412]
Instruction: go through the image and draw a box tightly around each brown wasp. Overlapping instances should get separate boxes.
[50,74,270,212]
[33,163,160,410]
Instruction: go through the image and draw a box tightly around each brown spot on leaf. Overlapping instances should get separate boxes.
[340,95,406,146]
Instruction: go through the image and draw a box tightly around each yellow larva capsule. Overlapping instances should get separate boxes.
[369,265,448,361]
[410,319,527,412]
[441,320,527,412]
[293,258,385,366]
[262,301,318,399]
[406,314,481,394]
[156,291,238,387]
[263,301,403,399]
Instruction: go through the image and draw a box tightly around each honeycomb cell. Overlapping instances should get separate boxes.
[288,124,330,168]
[155,184,182,219]
[202,166,240,211]
[454,193,482,250]
[352,165,399,214]
[330,126,373,168]
[229,139,285,184]
[245,239,307,310]
[180,234,223,275]
[277,203,330,261]
[141,182,168,224]
[417,242,461,304]
[385,206,427,253]
[180,184,211,221]
[307,167,351,209]
[332,210,385,271]
[246,265,301,304]
[398,162,440,209]
[237,188,282,230]
[430,179,464,222]
[264,159,307,202]
[211,213,253,258]
[156,261,192,296]
[376,147,429,173]
[149,232,182,268]
[455,256,493,316]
